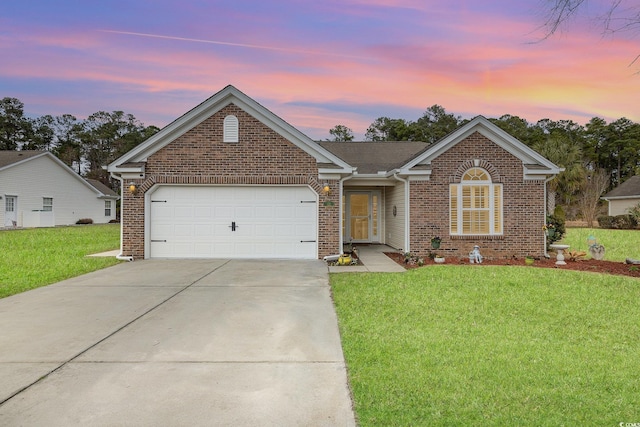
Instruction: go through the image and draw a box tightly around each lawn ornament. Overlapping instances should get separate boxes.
[469,245,483,264]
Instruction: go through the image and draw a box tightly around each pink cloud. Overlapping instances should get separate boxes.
[2,7,638,141]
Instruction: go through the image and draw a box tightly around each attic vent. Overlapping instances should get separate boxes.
[223,115,239,143]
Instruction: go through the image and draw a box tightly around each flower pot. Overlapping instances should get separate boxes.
[434,257,445,264]
[525,257,535,265]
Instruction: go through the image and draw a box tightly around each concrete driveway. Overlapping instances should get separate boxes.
[0,259,355,426]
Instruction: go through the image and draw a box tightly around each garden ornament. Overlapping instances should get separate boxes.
[470,245,483,264]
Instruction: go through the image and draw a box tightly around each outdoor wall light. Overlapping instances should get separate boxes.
[322,183,331,195]
[128,182,138,195]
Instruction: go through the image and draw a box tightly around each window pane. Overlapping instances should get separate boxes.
[462,186,471,208]
[454,169,502,236]
[450,186,458,233]
[462,167,489,181]
[372,195,378,237]
[350,194,368,216]
[494,185,502,233]
[43,197,53,212]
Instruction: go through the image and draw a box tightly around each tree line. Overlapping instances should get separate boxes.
[3,95,639,222]
[329,106,640,223]
[0,97,159,187]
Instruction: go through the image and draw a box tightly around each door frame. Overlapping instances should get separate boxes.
[4,195,17,227]
[144,184,319,259]
[344,190,381,243]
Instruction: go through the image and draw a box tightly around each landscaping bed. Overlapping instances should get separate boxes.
[385,252,640,278]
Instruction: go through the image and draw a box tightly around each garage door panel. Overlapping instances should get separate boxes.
[277,206,296,219]
[215,206,234,217]
[194,206,212,218]
[235,206,254,220]
[255,224,275,237]
[149,186,317,259]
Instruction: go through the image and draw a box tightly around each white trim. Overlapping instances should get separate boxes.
[399,116,563,177]
[601,195,640,201]
[144,183,319,259]
[108,85,353,174]
[450,167,503,236]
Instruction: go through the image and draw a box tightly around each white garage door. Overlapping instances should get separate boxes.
[148,186,318,259]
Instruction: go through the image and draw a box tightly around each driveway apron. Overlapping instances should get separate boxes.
[0,259,355,426]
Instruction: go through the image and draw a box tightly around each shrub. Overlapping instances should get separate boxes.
[76,218,94,225]
[545,214,565,247]
[597,215,637,229]
[627,202,640,222]
[598,215,613,228]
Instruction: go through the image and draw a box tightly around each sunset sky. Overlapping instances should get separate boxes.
[2,0,639,140]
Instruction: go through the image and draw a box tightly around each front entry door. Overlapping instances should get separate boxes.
[5,196,17,227]
[345,191,380,243]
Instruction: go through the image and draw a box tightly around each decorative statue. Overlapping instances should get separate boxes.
[470,245,483,264]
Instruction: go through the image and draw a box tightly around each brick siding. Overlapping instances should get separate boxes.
[121,103,339,259]
[409,131,546,260]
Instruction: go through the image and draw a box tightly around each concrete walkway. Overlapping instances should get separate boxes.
[328,244,406,273]
[0,260,355,426]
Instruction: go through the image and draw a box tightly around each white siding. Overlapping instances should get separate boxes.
[608,198,640,216]
[0,155,115,227]
[384,182,406,251]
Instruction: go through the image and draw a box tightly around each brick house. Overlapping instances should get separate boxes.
[108,85,561,261]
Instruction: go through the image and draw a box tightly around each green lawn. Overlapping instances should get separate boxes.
[332,266,640,426]
[0,224,121,298]
[559,227,640,261]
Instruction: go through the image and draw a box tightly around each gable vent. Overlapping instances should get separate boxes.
[223,115,239,143]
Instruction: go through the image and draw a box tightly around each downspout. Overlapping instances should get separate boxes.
[110,173,134,262]
[339,174,354,253]
[543,175,554,259]
[392,172,410,253]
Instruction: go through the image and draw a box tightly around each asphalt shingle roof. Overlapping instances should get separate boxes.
[317,141,429,174]
[602,175,640,198]
[0,151,45,169]
[86,179,118,197]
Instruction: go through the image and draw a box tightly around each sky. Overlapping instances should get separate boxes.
[2,0,639,140]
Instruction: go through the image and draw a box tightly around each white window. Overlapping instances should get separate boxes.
[43,197,53,212]
[223,115,239,143]
[450,167,502,235]
[105,200,112,216]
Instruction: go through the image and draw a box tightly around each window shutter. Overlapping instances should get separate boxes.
[223,115,239,143]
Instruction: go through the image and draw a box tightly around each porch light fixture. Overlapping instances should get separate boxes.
[128,182,137,195]
[322,183,331,195]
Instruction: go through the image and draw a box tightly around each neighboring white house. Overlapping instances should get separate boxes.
[601,175,640,216]
[0,151,119,228]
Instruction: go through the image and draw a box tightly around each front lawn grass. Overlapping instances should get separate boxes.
[561,227,640,261]
[332,266,640,426]
[0,224,121,298]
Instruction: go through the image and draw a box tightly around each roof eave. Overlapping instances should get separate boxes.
[109,85,352,171]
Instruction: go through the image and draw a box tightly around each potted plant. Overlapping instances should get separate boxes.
[525,256,535,265]
[431,236,442,249]
[434,255,445,264]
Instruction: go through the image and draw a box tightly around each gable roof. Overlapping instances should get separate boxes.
[86,178,119,198]
[398,116,563,179]
[602,175,640,200]
[318,141,429,174]
[0,150,46,169]
[108,85,353,174]
[0,151,119,199]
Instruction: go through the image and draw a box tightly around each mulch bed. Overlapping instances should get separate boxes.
[384,252,640,279]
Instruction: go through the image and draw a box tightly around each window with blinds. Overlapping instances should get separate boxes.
[450,167,502,236]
